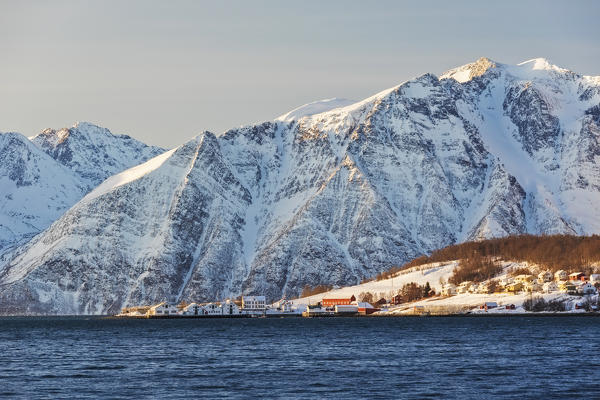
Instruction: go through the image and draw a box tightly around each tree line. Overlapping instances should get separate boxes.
[388,234,600,277]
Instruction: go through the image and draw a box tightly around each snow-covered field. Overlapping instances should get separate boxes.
[292,261,458,305]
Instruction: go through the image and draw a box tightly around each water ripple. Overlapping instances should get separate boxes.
[1,316,599,399]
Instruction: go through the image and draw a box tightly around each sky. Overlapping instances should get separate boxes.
[1,0,599,148]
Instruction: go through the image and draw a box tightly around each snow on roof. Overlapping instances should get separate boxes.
[335,304,358,310]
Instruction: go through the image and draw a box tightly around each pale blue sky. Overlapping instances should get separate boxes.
[1,0,598,147]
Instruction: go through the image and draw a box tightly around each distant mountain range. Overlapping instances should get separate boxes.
[1,57,599,314]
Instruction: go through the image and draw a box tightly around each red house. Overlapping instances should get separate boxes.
[569,272,585,281]
[322,295,356,307]
[357,302,380,315]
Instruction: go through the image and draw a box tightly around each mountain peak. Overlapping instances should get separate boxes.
[440,57,498,83]
[72,121,104,131]
[30,122,165,189]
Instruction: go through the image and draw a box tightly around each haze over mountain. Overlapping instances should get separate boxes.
[1,57,599,315]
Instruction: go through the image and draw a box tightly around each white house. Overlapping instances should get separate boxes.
[242,296,266,311]
[543,281,558,293]
[221,299,240,316]
[441,284,457,296]
[203,302,223,315]
[525,281,542,293]
[554,270,568,281]
[279,300,293,312]
[302,305,328,317]
[538,271,553,282]
[147,302,179,316]
[335,304,358,314]
[577,282,597,295]
[589,274,600,284]
[181,302,204,316]
[271,299,294,312]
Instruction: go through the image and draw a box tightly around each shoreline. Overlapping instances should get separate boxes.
[1,312,600,318]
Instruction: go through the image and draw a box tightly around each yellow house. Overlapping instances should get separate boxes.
[514,274,534,283]
[506,282,524,293]
[558,281,577,294]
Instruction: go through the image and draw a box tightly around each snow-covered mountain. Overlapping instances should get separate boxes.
[0,133,86,253]
[1,57,600,315]
[31,122,165,189]
[0,123,164,254]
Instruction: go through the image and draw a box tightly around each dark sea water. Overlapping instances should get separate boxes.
[0,316,599,399]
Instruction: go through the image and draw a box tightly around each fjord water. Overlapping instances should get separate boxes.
[1,317,598,399]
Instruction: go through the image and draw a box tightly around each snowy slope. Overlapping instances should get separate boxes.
[276,98,355,122]
[293,262,459,306]
[0,133,86,253]
[1,57,600,314]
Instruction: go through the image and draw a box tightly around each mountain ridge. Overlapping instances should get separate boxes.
[1,57,599,314]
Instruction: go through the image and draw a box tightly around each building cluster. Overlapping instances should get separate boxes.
[118,293,384,318]
[118,296,297,318]
[441,271,600,297]
[301,295,379,317]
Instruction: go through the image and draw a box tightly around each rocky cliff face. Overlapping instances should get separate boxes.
[1,58,599,314]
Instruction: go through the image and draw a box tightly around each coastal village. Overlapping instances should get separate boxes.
[117,263,600,318]
[117,294,379,318]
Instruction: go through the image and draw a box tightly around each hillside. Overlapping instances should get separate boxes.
[293,234,600,313]
[395,234,600,274]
